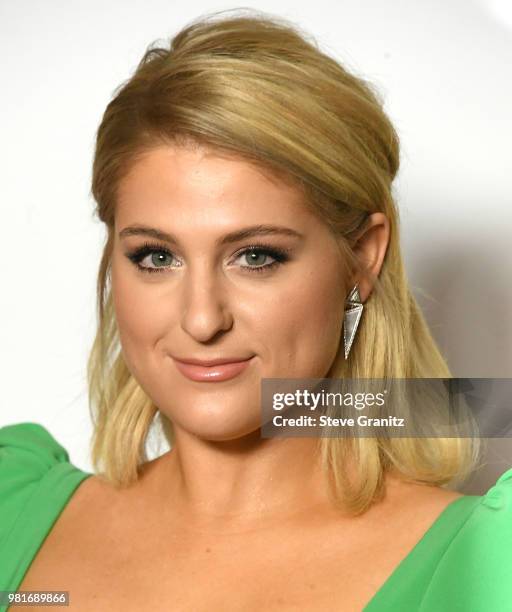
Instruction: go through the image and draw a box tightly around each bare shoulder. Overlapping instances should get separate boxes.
[376,471,465,532]
[16,461,158,594]
[17,475,116,579]
[53,452,165,527]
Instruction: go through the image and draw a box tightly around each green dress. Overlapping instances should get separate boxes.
[1,422,511,611]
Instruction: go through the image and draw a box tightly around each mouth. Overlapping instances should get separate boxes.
[172,356,255,382]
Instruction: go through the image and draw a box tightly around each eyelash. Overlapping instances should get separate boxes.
[125,241,291,275]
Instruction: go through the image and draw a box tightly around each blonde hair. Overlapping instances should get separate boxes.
[87,8,482,514]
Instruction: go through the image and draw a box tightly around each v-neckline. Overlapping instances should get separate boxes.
[362,494,481,610]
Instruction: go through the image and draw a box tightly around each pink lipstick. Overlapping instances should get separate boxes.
[173,356,255,382]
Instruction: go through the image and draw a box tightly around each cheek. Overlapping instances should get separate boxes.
[111,262,169,375]
[261,265,344,377]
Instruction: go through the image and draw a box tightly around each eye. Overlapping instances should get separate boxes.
[233,245,290,274]
[125,242,178,274]
[124,242,291,275]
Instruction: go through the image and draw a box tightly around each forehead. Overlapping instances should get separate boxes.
[115,145,314,230]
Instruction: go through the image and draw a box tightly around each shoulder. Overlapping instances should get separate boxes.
[447,466,512,550]
[0,421,70,466]
[0,419,89,481]
[0,422,78,509]
[0,422,92,590]
[421,467,512,610]
[0,419,93,521]
[453,466,512,555]
[0,421,92,527]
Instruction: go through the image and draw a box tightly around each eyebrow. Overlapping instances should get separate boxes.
[118,224,304,246]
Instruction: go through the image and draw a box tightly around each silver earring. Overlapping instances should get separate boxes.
[343,284,364,359]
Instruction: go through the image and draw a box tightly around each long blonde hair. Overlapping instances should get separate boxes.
[87,9,482,514]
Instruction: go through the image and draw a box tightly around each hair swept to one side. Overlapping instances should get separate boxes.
[87,7,482,515]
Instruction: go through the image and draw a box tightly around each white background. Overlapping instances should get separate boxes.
[1,0,511,493]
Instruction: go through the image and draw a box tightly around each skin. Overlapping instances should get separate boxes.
[14,144,464,611]
[110,143,390,526]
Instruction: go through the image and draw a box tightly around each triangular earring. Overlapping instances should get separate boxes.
[343,284,364,359]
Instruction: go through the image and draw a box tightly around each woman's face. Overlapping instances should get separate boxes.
[112,145,347,440]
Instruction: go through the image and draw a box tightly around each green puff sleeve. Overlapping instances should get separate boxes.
[417,467,512,611]
[0,422,92,606]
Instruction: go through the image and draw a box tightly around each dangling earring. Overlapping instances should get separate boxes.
[343,284,364,359]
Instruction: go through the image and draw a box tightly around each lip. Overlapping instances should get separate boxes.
[173,355,254,366]
[172,356,255,382]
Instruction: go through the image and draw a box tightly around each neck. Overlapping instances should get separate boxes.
[139,428,338,534]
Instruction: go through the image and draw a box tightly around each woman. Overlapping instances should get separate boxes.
[1,10,511,612]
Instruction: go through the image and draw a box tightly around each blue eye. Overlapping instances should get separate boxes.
[125,242,290,275]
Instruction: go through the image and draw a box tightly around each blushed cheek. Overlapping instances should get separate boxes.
[268,275,343,378]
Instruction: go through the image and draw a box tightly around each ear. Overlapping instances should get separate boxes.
[349,212,390,302]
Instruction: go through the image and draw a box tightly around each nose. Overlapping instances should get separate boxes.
[180,263,233,342]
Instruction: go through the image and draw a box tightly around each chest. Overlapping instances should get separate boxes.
[14,482,462,612]
[15,518,404,612]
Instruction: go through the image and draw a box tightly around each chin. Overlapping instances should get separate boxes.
[160,394,262,440]
[176,416,263,442]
